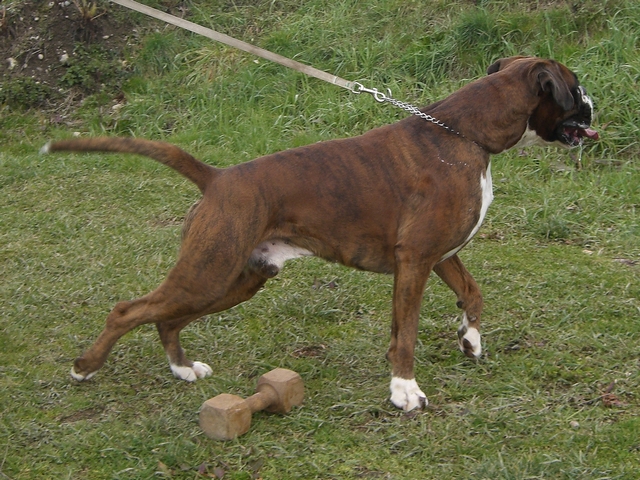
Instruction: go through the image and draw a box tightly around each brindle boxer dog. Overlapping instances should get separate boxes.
[42,56,597,411]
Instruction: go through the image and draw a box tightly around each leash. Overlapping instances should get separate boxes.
[109,0,473,143]
[110,0,355,90]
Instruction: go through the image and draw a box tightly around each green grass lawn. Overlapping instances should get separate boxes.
[1,0,639,478]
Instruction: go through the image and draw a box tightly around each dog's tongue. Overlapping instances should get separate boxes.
[582,128,599,140]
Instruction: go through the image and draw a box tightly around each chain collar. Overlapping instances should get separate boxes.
[351,82,487,152]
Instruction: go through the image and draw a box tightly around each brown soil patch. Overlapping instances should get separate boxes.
[0,1,181,110]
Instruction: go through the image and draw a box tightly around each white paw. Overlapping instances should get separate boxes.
[70,366,96,381]
[458,313,482,358]
[458,325,482,358]
[192,361,213,378]
[170,361,213,382]
[389,377,428,411]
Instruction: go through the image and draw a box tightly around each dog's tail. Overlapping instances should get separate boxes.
[40,137,217,194]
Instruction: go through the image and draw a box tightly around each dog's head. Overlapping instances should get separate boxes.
[488,56,598,148]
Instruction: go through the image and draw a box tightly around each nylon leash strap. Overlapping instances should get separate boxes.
[110,0,355,91]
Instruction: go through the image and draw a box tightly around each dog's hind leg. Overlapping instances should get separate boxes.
[71,259,268,382]
[156,269,268,381]
[156,313,212,382]
[433,254,483,359]
[70,290,187,381]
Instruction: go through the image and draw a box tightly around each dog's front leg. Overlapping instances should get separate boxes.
[387,257,432,411]
[434,254,483,358]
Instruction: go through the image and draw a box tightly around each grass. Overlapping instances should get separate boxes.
[1,0,639,478]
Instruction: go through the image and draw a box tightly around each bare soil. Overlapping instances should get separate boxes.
[0,1,184,110]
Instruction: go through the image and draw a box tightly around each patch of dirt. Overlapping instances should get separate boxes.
[0,1,183,110]
[292,344,328,358]
[613,257,638,267]
[59,406,105,424]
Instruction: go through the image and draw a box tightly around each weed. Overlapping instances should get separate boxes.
[72,0,105,42]
[0,4,18,40]
[73,0,99,21]
[59,44,129,93]
[0,76,52,109]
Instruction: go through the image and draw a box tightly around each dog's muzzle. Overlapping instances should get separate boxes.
[557,120,599,147]
[557,86,599,147]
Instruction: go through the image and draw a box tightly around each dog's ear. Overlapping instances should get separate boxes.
[486,59,502,75]
[487,56,527,75]
[535,62,575,111]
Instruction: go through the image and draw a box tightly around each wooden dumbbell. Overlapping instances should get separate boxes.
[199,368,304,440]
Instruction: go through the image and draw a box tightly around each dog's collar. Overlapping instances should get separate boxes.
[421,113,488,153]
[387,98,488,152]
[351,84,488,153]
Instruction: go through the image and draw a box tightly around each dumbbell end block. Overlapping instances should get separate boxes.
[199,393,251,441]
[257,368,304,413]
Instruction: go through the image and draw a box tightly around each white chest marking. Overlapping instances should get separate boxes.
[514,126,548,148]
[440,162,493,261]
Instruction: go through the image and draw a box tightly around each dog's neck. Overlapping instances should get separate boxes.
[426,75,535,154]
[409,106,490,153]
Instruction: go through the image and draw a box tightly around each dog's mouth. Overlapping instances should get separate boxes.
[557,120,599,147]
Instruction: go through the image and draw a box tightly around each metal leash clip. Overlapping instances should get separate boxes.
[350,82,393,103]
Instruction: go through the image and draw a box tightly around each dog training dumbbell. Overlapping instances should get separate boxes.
[199,368,304,440]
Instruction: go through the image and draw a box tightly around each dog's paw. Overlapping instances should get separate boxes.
[389,377,428,411]
[70,366,97,382]
[170,361,213,382]
[457,324,482,358]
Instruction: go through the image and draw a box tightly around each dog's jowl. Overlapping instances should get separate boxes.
[42,57,597,411]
